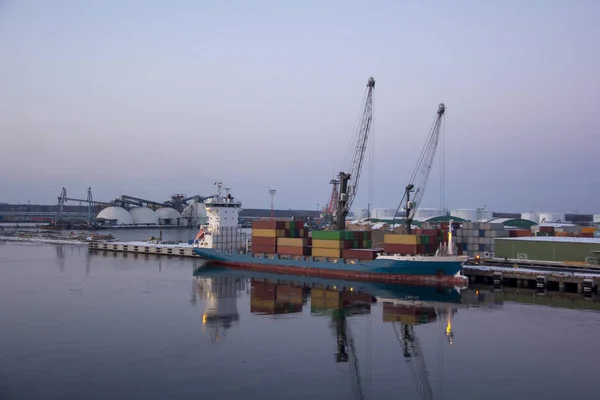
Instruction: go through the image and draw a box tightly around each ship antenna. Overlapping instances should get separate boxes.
[214,181,223,198]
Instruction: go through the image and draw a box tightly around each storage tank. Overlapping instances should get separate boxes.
[477,209,494,220]
[450,209,479,221]
[156,207,182,225]
[129,206,159,225]
[521,212,539,224]
[538,212,566,223]
[594,214,600,224]
[370,208,397,220]
[97,206,133,225]
[414,208,443,221]
[353,208,369,220]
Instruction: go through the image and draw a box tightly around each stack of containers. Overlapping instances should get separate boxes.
[536,226,555,237]
[342,231,380,260]
[250,281,303,314]
[509,229,534,237]
[251,220,309,255]
[455,221,510,257]
[383,234,424,254]
[580,227,596,238]
[311,230,372,258]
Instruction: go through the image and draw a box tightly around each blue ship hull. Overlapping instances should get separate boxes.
[192,247,466,287]
[194,265,463,305]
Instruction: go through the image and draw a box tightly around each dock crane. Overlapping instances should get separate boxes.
[326,77,375,231]
[392,103,446,234]
[56,187,112,224]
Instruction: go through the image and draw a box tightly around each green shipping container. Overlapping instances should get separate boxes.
[312,230,354,240]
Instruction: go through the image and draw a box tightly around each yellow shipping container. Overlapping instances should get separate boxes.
[582,227,596,234]
[252,228,286,238]
[312,239,345,249]
[384,234,420,245]
[277,237,308,247]
[311,296,341,309]
[312,247,343,258]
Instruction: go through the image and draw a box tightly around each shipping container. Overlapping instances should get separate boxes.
[312,239,351,249]
[312,230,354,241]
[252,228,286,238]
[252,236,278,246]
[252,220,288,230]
[582,227,597,234]
[277,245,310,256]
[383,243,419,254]
[342,248,382,260]
[312,247,343,258]
[252,244,277,254]
[384,234,421,245]
[277,237,308,247]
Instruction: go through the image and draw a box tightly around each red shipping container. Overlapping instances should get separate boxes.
[252,244,277,254]
[252,220,288,230]
[342,248,382,260]
[539,226,555,233]
[383,243,418,254]
[277,246,310,256]
[580,233,594,238]
[252,236,278,246]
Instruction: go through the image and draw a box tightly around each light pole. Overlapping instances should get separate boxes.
[269,188,276,220]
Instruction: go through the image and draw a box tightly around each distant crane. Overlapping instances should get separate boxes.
[392,103,446,234]
[327,77,375,231]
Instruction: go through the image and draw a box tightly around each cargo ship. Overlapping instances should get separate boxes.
[192,183,468,287]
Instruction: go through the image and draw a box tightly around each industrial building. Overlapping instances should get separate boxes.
[494,237,600,264]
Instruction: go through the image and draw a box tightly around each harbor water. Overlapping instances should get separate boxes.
[1,240,600,400]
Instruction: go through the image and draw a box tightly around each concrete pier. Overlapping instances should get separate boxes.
[88,241,200,257]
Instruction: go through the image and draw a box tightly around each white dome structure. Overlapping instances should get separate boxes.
[97,206,133,225]
[156,207,181,225]
[182,201,208,226]
[129,207,159,225]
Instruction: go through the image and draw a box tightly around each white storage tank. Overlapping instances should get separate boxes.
[370,208,397,220]
[538,212,566,223]
[594,214,600,224]
[156,207,182,225]
[414,208,442,221]
[477,209,494,220]
[450,209,479,221]
[521,212,539,223]
[353,209,369,220]
[129,207,159,225]
[97,206,133,225]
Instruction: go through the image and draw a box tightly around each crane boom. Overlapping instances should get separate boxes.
[335,77,376,230]
[393,103,446,233]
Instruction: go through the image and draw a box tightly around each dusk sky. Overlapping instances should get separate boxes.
[0,0,598,214]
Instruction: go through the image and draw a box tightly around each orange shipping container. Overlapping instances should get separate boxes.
[277,246,310,256]
[277,237,308,247]
[312,248,343,258]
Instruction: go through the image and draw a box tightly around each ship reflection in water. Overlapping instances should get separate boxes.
[191,266,505,398]
[192,264,501,341]
[195,274,248,343]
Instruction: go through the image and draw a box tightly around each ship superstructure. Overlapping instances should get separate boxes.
[194,182,247,253]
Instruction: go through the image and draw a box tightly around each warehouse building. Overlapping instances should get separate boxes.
[494,237,600,264]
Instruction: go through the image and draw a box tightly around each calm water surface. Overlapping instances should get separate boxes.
[1,241,599,400]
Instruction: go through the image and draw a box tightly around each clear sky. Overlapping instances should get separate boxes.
[0,0,598,214]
